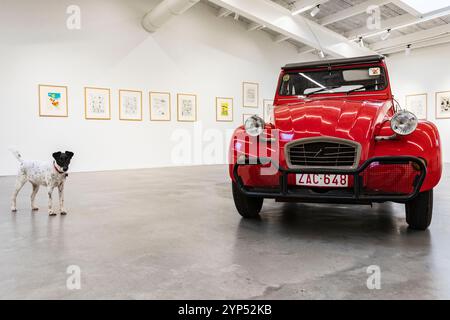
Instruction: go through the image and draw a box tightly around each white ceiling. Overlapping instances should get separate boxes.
[399,0,450,15]
[203,0,450,57]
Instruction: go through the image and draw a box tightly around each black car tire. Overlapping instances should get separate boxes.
[405,189,433,230]
[232,182,263,219]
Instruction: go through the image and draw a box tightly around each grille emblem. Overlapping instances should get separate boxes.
[313,149,323,158]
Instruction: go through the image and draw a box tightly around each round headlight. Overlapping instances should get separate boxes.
[244,115,265,137]
[391,110,418,136]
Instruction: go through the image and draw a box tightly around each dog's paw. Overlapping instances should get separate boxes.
[11,207,17,212]
[48,210,57,216]
[32,207,39,211]
[61,211,67,216]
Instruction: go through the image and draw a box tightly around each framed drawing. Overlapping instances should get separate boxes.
[405,93,427,120]
[436,91,450,119]
[150,91,171,121]
[177,93,197,122]
[119,89,142,121]
[263,99,274,123]
[38,84,68,117]
[243,82,259,108]
[216,97,233,122]
[84,87,111,120]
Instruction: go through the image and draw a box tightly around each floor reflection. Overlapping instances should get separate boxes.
[231,201,435,299]
[235,201,432,242]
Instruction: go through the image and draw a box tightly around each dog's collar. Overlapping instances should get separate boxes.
[53,162,65,175]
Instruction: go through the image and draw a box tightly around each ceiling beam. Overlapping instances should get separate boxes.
[390,0,422,17]
[247,21,263,31]
[371,23,450,51]
[381,34,450,55]
[208,0,375,57]
[319,0,391,26]
[347,7,450,40]
[291,0,329,16]
[346,13,415,39]
[217,7,232,17]
[274,34,290,43]
[297,47,316,54]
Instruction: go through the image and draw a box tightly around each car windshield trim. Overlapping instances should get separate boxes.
[279,66,387,97]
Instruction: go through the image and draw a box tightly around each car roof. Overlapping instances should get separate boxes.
[282,55,385,71]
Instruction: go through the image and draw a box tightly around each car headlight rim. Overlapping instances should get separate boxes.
[244,115,265,137]
[390,110,418,136]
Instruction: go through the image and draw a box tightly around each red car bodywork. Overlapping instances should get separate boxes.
[229,56,441,201]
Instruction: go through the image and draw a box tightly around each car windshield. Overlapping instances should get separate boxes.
[279,66,387,96]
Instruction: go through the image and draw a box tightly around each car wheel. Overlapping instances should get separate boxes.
[405,189,433,230]
[232,182,263,219]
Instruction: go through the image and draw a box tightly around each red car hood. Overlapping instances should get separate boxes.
[275,99,392,159]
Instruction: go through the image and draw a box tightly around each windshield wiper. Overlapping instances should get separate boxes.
[345,83,385,94]
[305,85,340,97]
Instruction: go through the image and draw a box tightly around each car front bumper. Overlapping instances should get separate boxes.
[233,156,426,204]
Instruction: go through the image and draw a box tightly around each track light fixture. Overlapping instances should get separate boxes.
[358,36,365,48]
[405,44,412,56]
[381,29,391,41]
[310,5,321,17]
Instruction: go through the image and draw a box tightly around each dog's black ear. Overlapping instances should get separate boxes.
[52,152,62,160]
[65,151,74,159]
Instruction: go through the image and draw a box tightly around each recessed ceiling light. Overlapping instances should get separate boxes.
[398,0,449,15]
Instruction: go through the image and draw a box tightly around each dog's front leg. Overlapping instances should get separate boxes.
[48,186,56,216]
[58,183,67,215]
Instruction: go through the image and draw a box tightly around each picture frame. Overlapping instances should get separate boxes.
[436,91,450,119]
[216,97,233,122]
[405,93,427,120]
[242,82,259,108]
[263,99,274,123]
[119,89,142,121]
[177,93,197,122]
[84,87,111,120]
[38,84,68,117]
[150,91,171,121]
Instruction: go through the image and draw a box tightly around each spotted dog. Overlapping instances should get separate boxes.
[10,149,74,216]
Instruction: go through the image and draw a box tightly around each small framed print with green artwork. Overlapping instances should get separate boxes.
[216,97,233,122]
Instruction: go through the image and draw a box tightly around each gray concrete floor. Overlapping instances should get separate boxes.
[0,164,450,299]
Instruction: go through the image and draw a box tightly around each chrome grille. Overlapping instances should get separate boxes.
[286,138,360,169]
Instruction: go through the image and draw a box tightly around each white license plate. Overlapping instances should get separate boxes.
[296,174,349,187]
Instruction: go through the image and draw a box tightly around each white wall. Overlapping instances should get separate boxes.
[4,0,447,176]
[0,0,310,176]
[386,43,450,163]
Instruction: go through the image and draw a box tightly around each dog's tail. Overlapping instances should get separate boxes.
[9,148,23,163]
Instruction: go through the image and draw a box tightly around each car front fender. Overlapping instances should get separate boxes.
[372,121,442,192]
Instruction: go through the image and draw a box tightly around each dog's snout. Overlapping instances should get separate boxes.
[63,167,68,172]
